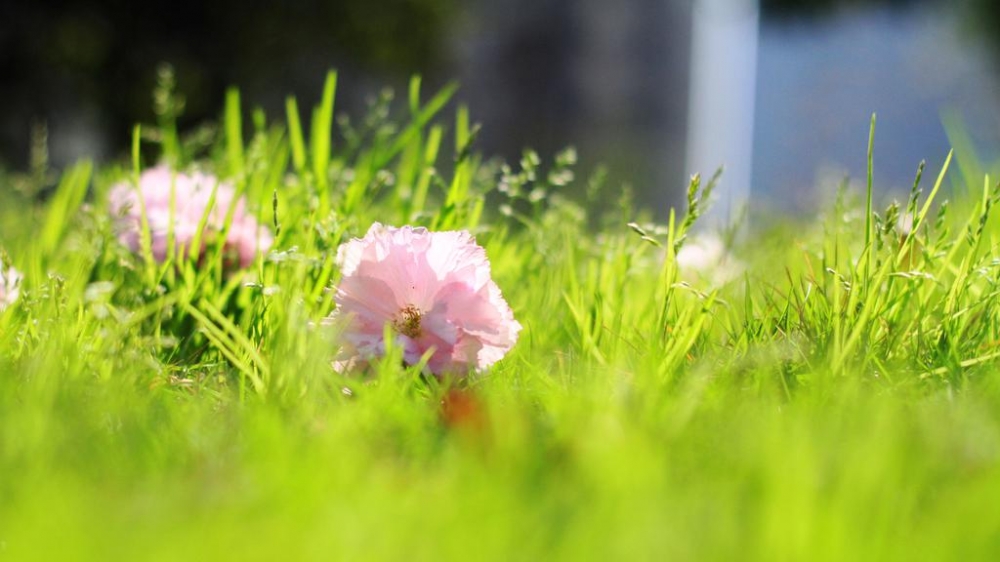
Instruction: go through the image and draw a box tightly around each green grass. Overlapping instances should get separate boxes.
[3,73,1000,560]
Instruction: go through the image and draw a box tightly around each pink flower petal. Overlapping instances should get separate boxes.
[329,224,521,375]
[109,165,273,269]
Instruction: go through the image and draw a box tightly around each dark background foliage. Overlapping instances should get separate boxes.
[0,0,456,168]
[2,0,1000,212]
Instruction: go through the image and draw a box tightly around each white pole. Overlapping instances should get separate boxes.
[685,0,760,228]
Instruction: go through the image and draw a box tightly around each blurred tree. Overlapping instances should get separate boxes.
[967,0,1000,60]
[762,0,920,16]
[0,0,456,168]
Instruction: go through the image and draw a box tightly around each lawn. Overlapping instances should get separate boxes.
[2,72,1000,560]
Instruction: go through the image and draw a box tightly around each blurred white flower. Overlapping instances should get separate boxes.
[0,263,21,310]
[897,211,915,237]
[675,233,742,285]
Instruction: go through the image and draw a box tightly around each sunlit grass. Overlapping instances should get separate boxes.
[2,70,1000,560]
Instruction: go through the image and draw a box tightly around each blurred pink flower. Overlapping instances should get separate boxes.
[0,263,20,310]
[329,223,521,375]
[109,165,273,269]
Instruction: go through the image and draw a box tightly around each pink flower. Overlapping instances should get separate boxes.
[109,165,273,269]
[0,263,20,310]
[329,223,521,375]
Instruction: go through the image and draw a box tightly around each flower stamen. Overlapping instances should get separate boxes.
[393,304,423,338]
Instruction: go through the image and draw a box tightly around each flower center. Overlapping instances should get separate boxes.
[393,304,423,338]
